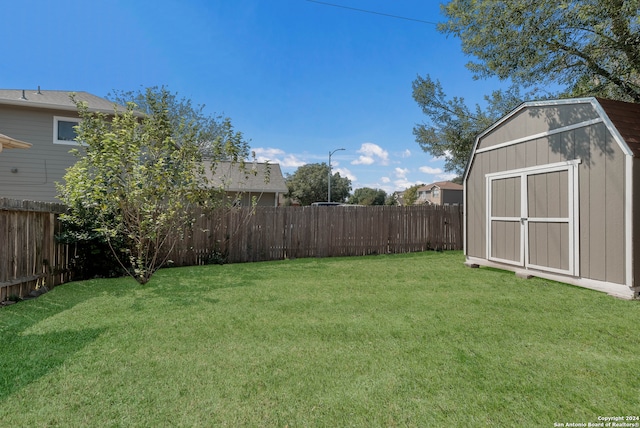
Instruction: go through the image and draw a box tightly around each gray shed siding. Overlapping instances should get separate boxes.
[634,157,640,287]
[0,104,80,202]
[466,103,627,285]
[527,170,570,271]
[479,104,601,150]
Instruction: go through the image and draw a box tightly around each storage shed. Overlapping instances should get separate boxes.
[464,97,640,299]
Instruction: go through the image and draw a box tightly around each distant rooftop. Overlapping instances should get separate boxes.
[203,160,288,193]
[418,181,463,191]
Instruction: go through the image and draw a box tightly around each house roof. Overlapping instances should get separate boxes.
[203,161,288,193]
[418,181,463,192]
[0,89,120,114]
[596,97,640,157]
[0,133,31,150]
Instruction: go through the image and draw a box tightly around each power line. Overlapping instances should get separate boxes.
[305,0,438,25]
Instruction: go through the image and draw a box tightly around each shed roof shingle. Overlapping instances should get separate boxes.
[596,97,640,157]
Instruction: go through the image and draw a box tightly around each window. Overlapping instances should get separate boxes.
[432,187,440,198]
[53,116,81,145]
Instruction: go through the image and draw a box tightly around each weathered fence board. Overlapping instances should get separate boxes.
[0,198,70,301]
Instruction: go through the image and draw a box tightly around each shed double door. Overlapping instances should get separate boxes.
[486,160,580,276]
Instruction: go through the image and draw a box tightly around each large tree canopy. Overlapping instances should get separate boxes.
[441,0,640,102]
[286,163,351,206]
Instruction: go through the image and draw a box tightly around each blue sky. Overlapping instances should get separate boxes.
[2,0,498,194]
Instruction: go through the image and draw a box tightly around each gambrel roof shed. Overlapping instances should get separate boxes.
[464,97,640,299]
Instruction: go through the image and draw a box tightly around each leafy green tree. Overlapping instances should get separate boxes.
[403,184,423,206]
[440,0,640,102]
[108,86,250,160]
[286,163,351,206]
[59,89,216,284]
[349,187,387,205]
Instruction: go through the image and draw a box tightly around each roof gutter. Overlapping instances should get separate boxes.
[0,98,130,115]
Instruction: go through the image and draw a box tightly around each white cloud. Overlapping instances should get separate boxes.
[401,149,411,158]
[253,147,284,159]
[334,167,356,182]
[394,178,422,190]
[280,155,307,168]
[381,177,390,183]
[436,172,459,181]
[252,147,306,168]
[351,156,375,165]
[419,166,443,175]
[395,167,410,179]
[351,142,389,166]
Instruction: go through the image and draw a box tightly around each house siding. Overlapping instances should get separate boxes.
[0,105,81,202]
[442,189,463,205]
[466,102,628,286]
[233,192,279,207]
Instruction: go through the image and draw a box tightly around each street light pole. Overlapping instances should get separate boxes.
[328,148,345,202]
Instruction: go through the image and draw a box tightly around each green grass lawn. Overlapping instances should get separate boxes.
[1,251,639,427]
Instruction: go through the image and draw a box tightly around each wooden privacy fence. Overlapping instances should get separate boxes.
[0,202,462,299]
[0,199,71,301]
[168,205,464,266]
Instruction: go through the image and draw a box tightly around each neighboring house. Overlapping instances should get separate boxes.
[392,191,405,206]
[203,160,288,207]
[0,88,118,202]
[416,181,463,205]
[464,97,640,299]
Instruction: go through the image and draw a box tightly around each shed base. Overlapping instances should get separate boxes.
[515,270,533,279]
[465,256,637,300]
